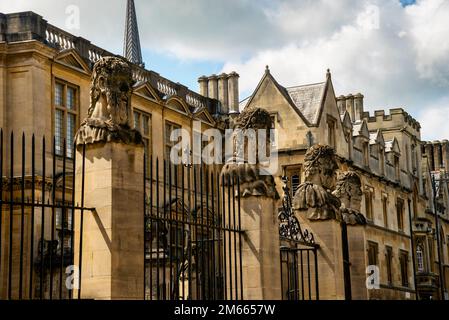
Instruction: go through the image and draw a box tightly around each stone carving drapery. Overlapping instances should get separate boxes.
[221,106,278,199]
[293,145,341,221]
[75,56,143,146]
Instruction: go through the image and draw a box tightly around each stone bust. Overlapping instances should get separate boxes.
[333,171,367,225]
[221,106,278,199]
[293,145,341,221]
[75,56,143,146]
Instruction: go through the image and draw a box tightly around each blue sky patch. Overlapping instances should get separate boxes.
[400,0,416,7]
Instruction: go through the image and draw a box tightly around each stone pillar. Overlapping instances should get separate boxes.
[347,225,368,300]
[442,140,449,170]
[239,196,281,300]
[425,143,434,171]
[354,93,364,121]
[228,72,240,114]
[198,76,208,97]
[218,73,229,114]
[207,75,218,100]
[345,94,355,121]
[302,218,346,299]
[74,142,144,300]
[433,142,442,170]
[337,96,346,115]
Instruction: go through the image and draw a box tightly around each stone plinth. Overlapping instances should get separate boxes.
[74,142,144,300]
[301,215,346,300]
[347,225,367,300]
[240,196,281,300]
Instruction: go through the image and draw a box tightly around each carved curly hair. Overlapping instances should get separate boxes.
[303,145,338,180]
[88,56,134,117]
[333,171,362,198]
[236,106,273,130]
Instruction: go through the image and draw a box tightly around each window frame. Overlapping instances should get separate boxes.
[133,108,152,175]
[399,250,410,287]
[367,241,379,267]
[397,198,405,232]
[385,246,393,286]
[53,78,79,159]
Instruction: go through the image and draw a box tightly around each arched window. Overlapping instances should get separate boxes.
[416,244,425,273]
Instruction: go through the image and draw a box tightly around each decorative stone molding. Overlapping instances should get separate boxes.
[221,163,278,199]
[333,171,367,226]
[75,56,143,146]
[293,145,341,220]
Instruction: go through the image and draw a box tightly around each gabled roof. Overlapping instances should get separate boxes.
[241,67,331,127]
[385,137,401,154]
[133,81,162,102]
[193,108,216,126]
[285,82,326,125]
[369,130,385,147]
[54,49,91,74]
[353,120,370,139]
[340,111,353,129]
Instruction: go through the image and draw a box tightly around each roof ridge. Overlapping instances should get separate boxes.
[285,81,326,90]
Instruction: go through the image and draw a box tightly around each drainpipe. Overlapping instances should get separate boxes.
[407,198,419,300]
[341,221,352,300]
[431,174,446,300]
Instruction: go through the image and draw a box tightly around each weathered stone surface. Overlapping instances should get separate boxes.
[75,56,143,146]
[221,106,278,199]
[293,145,341,221]
[333,171,367,226]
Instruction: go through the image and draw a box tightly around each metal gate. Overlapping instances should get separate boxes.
[0,130,93,300]
[143,159,244,300]
[278,177,319,300]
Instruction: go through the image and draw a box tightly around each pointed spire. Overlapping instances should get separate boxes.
[124,0,144,67]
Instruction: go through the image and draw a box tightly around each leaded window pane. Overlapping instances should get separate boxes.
[67,113,76,158]
[55,109,64,156]
[67,87,76,110]
[55,83,64,106]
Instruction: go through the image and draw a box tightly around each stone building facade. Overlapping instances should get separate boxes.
[237,67,449,300]
[0,11,232,299]
[1,9,449,300]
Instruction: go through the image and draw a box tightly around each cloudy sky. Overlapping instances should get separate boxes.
[1,0,449,141]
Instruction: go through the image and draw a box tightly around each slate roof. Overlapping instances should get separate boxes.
[239,80,327,126]
[285,83,326,125]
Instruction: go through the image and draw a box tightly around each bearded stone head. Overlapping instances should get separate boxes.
[303,145,338,190]
[333,171,363,212]
[88,56,135,126]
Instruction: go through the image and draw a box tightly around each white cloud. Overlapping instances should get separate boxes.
[1,0,449,140]
[222,0,449,141]
[418,96,449,141]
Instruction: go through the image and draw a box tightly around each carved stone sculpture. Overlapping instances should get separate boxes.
[333,172,367,225]
[293,145,341,220]
[75,56,143,146]
[221,106,278,199]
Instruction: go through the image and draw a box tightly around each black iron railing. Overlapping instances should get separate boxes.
[0,130,92,300]
[143,158,244,300]
[278,177,320,300]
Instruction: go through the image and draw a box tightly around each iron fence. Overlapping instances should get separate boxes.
[0,130,92,300]
[278,177,320,300]
[144,158,244,300]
